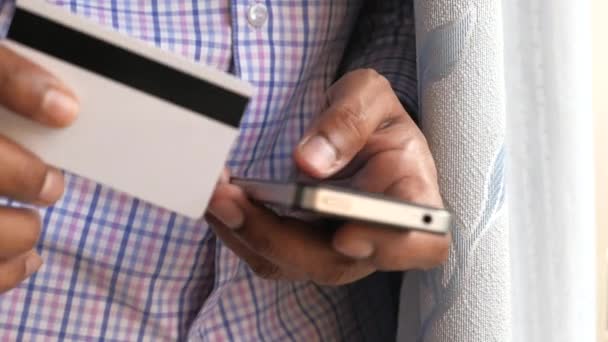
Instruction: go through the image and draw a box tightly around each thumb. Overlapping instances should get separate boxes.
[294,103,383,179]
[294,69,401,179]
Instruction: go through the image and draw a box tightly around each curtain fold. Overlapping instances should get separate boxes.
[398,0,595,341]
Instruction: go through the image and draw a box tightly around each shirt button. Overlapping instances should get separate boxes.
[247,3,268,28]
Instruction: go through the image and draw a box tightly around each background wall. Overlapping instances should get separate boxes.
[594,0,607,340]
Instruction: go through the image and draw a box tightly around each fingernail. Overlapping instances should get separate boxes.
[38,168,64,205]
[41,89,79,126]
[208,200,244,230]
[24,253,43,278]
[299,135,337,173]
[335,239,374,259]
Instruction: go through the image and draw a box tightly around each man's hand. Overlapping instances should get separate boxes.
[207,69,449,285]
[0,45,79,293]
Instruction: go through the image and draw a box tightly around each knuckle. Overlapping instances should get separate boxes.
[369,69,391,90]
[401,135,427,156]
[387,174,435,206]
[245,232,278,259]
[357,68,392,95]
[0,208,41,257]
[397,138,440,191]
[12,157,48,200]
[374,232,449,271]
[332,105,367,141]
[0,47,61,123]
[311,269,344,286]
[18,210,42,250]
[309,257,352,285]
[0,71,22,110]
[432,238,451,266]
[0,48,16,91]
[419,237,451,270]
[358,68,381,81]
[375,243,409,270]
[404,176,431,197]
[358,68,378,79]
[249,260,281,280]
[0,52,36,106]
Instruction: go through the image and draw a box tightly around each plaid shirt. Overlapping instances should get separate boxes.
[0,1,417,340]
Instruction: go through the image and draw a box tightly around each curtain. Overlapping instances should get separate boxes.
[397,0,596,341]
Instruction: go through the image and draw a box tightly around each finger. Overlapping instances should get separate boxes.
[0,44,79,127]
[352,144,441,207]
[334,224,450,270]
[0,250,43,294]
[207,183,375,285]
[207,214,304,281]
[0,207,41,260]
[295,69,403,178]
[333,164,448,270]
[0,135,65,205]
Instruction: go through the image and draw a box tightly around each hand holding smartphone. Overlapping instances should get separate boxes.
[231,177,451,234]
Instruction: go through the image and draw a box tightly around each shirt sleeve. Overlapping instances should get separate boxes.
[0,0,15,38]
[339,0,419,119]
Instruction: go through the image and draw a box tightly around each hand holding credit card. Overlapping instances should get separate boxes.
[0,0,253,218]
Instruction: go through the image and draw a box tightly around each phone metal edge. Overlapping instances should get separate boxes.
[230,178,452,234]
[230,178,299,208]
[299,186,451,234]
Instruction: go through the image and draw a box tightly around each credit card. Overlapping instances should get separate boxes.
[0,0,254,218]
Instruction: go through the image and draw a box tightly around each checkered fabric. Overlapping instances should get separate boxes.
[0,0,417,340]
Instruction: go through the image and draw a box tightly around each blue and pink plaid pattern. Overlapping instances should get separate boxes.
[0,0,417,340]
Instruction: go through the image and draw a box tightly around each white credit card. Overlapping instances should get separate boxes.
[0,0,254,218]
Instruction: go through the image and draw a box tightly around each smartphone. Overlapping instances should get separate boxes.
[230,177,451,234]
